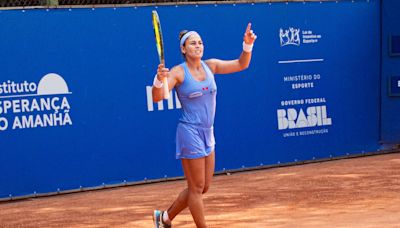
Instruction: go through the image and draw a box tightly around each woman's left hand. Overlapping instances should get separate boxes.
[244,23,257,45]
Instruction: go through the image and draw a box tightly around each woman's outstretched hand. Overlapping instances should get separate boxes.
[244,23,257,45]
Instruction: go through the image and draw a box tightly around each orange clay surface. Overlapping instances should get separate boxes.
[0,152,399,228]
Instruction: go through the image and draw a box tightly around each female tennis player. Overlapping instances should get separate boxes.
[152,23,257,228]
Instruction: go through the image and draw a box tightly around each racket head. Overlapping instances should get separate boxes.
[152,10,165,64]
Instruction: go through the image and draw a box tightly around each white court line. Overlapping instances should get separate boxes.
[278,59,324,64]
[0,92,72,99]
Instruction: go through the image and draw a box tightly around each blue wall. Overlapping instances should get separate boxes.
[380,0,400,143]
[0,1,382,198]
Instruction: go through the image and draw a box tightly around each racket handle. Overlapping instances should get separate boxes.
[163,77,170,99]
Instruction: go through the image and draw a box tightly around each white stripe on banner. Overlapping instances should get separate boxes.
[278,59,324,64]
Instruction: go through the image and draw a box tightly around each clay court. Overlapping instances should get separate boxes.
[0,152,399,227]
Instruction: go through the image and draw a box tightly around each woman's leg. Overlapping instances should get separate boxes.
[167,188,188,220]
[181,156,207,228]
[167,151,215,221]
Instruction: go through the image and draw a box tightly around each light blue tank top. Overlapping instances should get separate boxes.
[176,61,217,128]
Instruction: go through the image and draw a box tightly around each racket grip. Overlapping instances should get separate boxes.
[163,77,170,99]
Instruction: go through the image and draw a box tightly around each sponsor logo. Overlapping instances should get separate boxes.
[280,27,300,46]
[277,105,332,130]
[0,73,72,131]
[279,27,322,46]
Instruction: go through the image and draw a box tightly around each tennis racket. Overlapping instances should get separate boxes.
[152,10,170,99]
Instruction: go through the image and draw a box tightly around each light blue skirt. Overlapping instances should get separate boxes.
[176,123,215,159]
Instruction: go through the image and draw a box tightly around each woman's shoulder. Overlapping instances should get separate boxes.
[171,64,184,75]
[204,59,219,73]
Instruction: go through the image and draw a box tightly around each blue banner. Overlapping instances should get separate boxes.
[0,1,381,198]
[381,0,400,143]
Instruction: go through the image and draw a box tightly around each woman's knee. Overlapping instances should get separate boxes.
[189,182,205,194]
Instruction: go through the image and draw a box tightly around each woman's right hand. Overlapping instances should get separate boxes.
[157,63,170,82]
[153,63,183,102]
